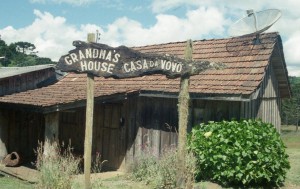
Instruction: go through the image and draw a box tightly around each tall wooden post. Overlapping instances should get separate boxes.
[44,112,59,157]
[84,33,95,189]
[177,39,192,188]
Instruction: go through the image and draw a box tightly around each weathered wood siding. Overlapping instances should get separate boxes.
[0,109,45,162]
[240,65,281,131]
[59,109,85,154]
[124,97,178,167]
[257,65,281,131]
[192,99,241,126]
[0,68,55,96]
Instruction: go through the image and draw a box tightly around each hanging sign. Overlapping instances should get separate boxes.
[57,41,222,79]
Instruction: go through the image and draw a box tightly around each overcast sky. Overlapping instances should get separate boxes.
[0,0,299,76]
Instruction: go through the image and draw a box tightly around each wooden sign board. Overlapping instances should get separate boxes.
[57,41,221,79]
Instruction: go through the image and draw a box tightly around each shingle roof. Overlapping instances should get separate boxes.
[0,32,289,108]
[0,64,55,79]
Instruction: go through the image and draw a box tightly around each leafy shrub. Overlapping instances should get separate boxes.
[127,148,196,189]
[188,120,290,187]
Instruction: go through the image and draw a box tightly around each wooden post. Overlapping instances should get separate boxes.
[177,39,192,188]
[44,112,59,157]
[44,112,59,142]
[84,33,95,189]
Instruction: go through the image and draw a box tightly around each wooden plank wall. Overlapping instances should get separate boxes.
[241,66,281,132]
[125,97,178,165]
[258,65,281,131]
[0,68,55,96]
[1,109,45,163]
[125,97,241,166]
[59,108,85,154]
[241,64,281,131]
[192,99,240,126]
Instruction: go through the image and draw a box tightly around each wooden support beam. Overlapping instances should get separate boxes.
[177,39,192,188]
[44,112,59,142]
[44,112,59,157]
[84,33,96,189]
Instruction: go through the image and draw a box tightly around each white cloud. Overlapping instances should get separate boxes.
[0,10,99,61]
[284,31,300,65]
[100,7,226,46]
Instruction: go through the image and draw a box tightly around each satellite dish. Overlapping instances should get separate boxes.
[228,9,282,44]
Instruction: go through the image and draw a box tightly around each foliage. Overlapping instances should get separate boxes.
[282,76,300,130]
[127,148,196,189]
[35,141,81,189]
[188,120,290,187]
[15,41,36,54]
[0,39,56,67]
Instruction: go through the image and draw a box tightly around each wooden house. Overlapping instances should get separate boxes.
[0,32,291,170]
[0,64,56,96]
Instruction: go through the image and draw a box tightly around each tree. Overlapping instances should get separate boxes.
[0,39,56,67]
[14,42,36,55]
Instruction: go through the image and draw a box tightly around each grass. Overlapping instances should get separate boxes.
[0,173,33,189]
[281,125,300,188]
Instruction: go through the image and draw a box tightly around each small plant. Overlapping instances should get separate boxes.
[35,140,81,189]
[91,152,107,173]
[188,119,290,187]
[127,147,196,189]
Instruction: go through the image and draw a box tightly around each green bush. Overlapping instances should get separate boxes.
[188,120,290,187]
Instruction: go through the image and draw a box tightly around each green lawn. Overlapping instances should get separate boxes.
[281,126,300,188]
[0,173,33,189]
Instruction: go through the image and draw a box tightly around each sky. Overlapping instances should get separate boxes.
[0,0,299,76]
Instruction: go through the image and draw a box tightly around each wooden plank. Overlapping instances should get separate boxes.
[104,105,112,128]
[102,128,109,163]
[84,72,94,189]
[44,112,59,142]
[160,130,170,153]
[109,130,118,168]
[152,100,161,157]
[82,33,96,189]
[95,105,104,156]
[119,103,126,170]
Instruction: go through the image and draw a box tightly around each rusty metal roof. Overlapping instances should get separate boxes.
[0,32,289,108]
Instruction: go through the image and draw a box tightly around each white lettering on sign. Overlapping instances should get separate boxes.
[123,59,182,73]
[64,48,121,65]
[161,60,182,72]
[80,60,115,74]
